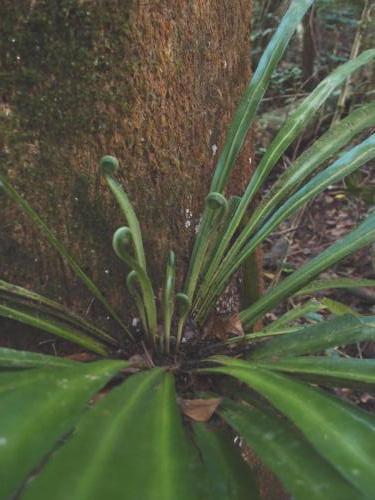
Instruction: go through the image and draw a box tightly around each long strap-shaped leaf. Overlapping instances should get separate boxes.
[206,360,375,498]
[23,370,208,500]
[224,327,299,347]
[193,423,259,500]
[253,356,375,385]
[183,193,228,303]
[196,57,375,309]
[0,360,125,499]
[221,398,360,500]
[201,196,242,274]
[197,139,375,322]
[175,292,192,350]
[0,303,108,355]
[247,101,375,237]
[219,399,360,500]
[0,347,77,369]
[0,280,117,346]
[263,299,323,332]
[162,251,176,353]
[0,171,131,338]
[210,0,315,193]
[248,314,375,360]
[320,297,358,316]
[239,210,375,327]
[240,133,375,264]
[232,48,375,207]
[126,270,148,333]
[183,0,314,304]
[295,277,375,296]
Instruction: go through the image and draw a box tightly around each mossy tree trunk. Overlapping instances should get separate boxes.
[0,0,256,333]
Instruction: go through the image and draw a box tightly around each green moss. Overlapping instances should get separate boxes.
[0,0,132,146]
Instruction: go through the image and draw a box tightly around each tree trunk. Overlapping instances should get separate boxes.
[0,3,288,495]
[302,5,317,90]
[0,0,255,325]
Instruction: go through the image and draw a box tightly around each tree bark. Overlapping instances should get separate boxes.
[0,0,255,324]
[0,4,286,494]
[302,5,317,90]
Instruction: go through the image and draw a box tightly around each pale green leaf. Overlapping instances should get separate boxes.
[206,361,375,497]
[195,63,375,316]
[193,423,259,500]
[249,314,375,360]
[0,347,77,369]
[198,136,375,324]
[220,399,360,500]
[296,278,375,296]
[184,0,314,303]
[264,299,323,332]
[0,280,117,346]
[0,360,125,499]
[321,297,358,316]
[0,303,108,356]
[240,210,375,327]
[23,370,208,500]
[252,356,375,385]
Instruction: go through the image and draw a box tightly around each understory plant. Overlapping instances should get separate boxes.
[1,1,375,498]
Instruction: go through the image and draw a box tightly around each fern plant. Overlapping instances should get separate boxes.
[1,1,375,498]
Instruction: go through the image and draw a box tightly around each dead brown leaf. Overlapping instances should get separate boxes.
[203,313,244,341]
[179,397,222,422]
[120,354,151,374]
[360,393,375,404]
[225,313,244,336]
[128,354,149,368]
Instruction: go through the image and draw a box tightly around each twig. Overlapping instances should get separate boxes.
[141,341,155,368]
[331,0,371,125]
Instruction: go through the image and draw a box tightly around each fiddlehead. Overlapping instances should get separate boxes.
[101,156,147,271]
[113,227,158,343]
[100,155,119,176]
[205,192,228,223]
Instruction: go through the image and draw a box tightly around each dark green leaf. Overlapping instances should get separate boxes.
[23,370,208,500]
[162,250,176,353]
[249,315,375,360]
[252,356,375,385]
[0,347,77,369]
[0,360,125,499]
[193,423,259,500]
[220,399,360,500]
[206,361,375,497]
[0,280,117,347]
[183,0,314,303]
[0,303,108,356]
